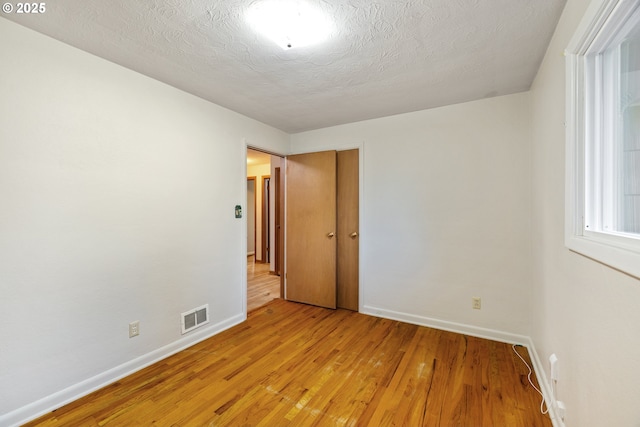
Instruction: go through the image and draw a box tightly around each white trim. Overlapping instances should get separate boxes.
[363,304,564,426]
[565,0,640,280]
[357,144,365,313]
[524,338,566,427]
[283,154,287,300]
[241,139,249,317]
[565,47,586,241]
[288,141,364,156]
[566,0,619,55]
[0,313,245,427]
[362,304,529,345]
[565,233,640,277]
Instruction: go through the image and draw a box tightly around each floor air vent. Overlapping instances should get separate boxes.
[181,304,209,334]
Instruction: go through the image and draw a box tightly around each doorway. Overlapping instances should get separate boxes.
[246,177,256,257]
[247,148,284,311]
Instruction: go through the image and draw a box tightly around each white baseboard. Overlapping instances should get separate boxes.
[1,313,245,427]
[523,338,565,427]
[361,305,530,345]
[362,305,564,427]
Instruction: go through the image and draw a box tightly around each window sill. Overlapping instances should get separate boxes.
[566,234,640,279]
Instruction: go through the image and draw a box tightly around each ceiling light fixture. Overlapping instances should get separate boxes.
[246,0,335,50]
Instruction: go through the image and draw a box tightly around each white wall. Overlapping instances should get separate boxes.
[530,0,640,426]
[291,93,533,338]
[0,18,288,424]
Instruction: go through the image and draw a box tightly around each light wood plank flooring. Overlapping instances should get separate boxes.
[247,255,281,312]
[25,299,552,427]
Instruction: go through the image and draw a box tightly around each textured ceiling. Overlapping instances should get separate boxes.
[3,0,566,133]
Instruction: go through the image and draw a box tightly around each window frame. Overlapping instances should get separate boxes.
[565,0,640,279]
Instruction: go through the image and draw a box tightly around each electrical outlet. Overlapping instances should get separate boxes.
[472,297,481,310]
[549,353,559,381]
[557,401,566,421]
[129,321,140,338]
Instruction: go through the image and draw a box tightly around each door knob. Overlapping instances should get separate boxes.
[327,232,335,238]
[350,232,358,238]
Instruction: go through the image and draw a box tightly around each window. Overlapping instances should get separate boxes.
[566,0,640,279]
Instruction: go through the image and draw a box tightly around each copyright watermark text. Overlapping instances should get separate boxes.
[2,3,47,14]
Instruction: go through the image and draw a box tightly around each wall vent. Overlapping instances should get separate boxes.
[181,304,209,335]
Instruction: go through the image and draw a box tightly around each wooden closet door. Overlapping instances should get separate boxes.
[285,151,337,309]
[337,149,359,311]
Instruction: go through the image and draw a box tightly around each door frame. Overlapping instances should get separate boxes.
[240,141,363,316]
[274,167,284,295]
[260,175,271,264]
[242,142,287,316]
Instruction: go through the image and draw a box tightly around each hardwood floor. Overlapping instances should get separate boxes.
[25,300,552,427]
[247,255,281,312]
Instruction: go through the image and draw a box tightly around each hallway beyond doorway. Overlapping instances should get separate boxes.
[247,255,280,311]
